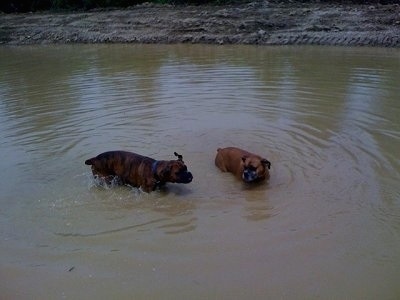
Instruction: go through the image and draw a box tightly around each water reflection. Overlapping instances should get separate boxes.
[0,44,400,298]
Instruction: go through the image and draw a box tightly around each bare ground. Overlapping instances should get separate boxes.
[1,1,399,47]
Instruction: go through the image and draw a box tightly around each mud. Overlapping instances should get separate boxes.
[1,1,399,47]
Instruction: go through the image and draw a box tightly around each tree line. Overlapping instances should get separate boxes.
[2,0,227,12]
[0,0,395,13]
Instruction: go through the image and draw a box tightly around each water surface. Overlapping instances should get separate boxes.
[0,44,399,299]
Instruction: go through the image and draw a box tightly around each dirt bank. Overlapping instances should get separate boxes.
[1,1,399,47]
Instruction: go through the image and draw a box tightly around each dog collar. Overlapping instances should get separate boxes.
[152,160,159,178]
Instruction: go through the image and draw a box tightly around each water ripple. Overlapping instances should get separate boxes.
[1,46,400,242]
[1,45,400,297]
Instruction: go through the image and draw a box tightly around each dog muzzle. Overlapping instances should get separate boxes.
[242,169,259,183]
[177,171,193,184]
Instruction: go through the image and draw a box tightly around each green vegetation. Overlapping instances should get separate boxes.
[0,0,395,13]
[0,0,244,13]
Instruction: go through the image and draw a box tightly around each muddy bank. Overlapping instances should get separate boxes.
[1,1,399,47]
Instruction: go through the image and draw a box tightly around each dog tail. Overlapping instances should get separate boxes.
[85,158,95,165]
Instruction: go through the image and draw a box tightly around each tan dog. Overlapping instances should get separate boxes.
[85,151,193,193]
[215,147,271,183]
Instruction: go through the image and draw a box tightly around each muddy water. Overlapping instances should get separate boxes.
[0,45,399,299]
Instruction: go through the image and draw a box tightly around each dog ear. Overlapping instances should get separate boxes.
[174,152,183,162]
[261,159,271,169]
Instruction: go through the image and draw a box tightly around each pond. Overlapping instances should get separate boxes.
[0,44,399,299]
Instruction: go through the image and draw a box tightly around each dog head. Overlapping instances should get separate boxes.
[157,152,193,184]
[241,155,271,183]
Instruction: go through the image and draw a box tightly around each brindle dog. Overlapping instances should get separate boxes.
[85,151,193,192]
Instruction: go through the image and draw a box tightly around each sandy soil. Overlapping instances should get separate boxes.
[1,1,399,47]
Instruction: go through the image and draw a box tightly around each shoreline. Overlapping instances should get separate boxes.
[1,1,399,47]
